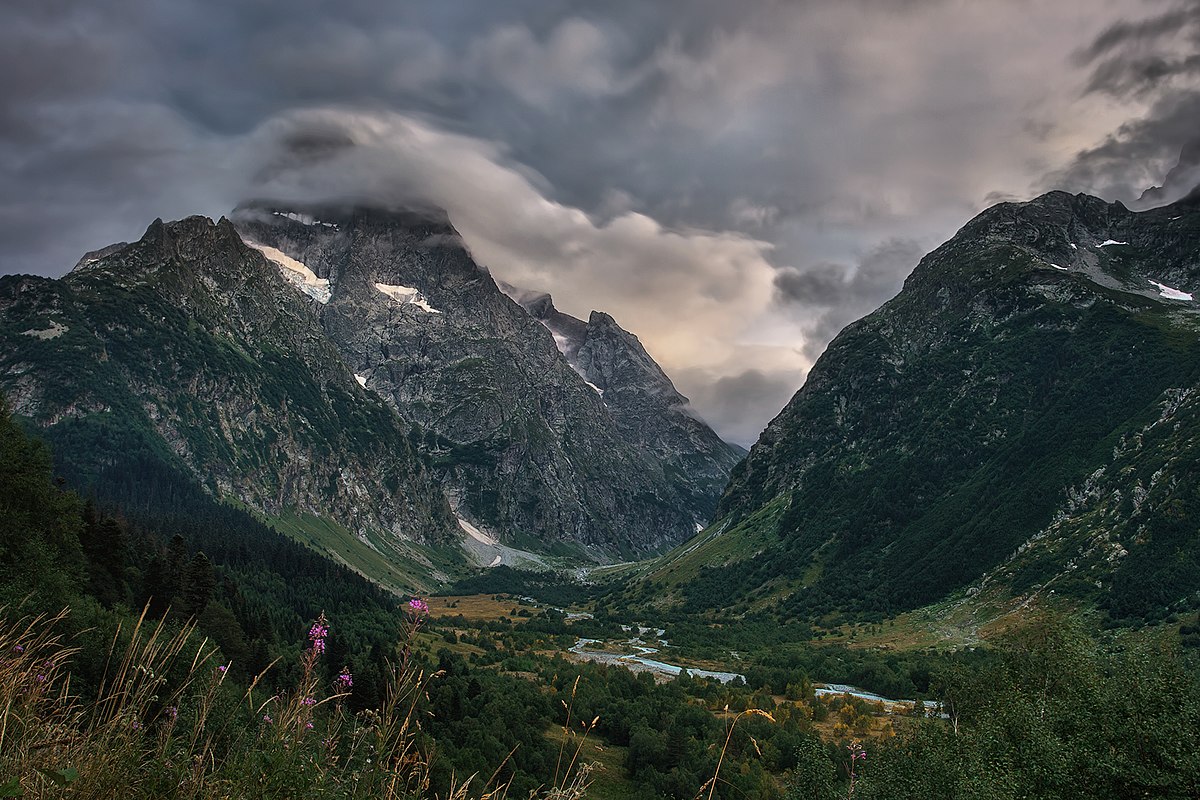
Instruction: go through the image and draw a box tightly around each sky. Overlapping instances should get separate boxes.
[3,0,1199,446]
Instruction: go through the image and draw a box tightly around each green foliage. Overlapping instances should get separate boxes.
[0,402,86,610]
[857,615,1200,799]
[691,243,1200,624]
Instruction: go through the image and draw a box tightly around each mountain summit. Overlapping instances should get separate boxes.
[232,203,743,558]
[1,203,742,587]
[650,190,1200,624]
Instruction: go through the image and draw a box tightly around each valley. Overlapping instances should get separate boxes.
[2,188,1200,798]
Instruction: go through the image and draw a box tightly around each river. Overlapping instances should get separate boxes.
[566,633,940,712]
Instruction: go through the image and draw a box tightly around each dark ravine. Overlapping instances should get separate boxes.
[232,204,743,558]
[665,190,1200,622]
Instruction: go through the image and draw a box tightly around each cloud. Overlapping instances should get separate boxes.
[1050,1,1200,205]
[1,0,1190,441]
[242,108,808,442]
[773,238,924,360]
[465,19,628,109]
[676,367,803,448]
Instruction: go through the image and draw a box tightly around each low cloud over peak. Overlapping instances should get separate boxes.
[3,0,1195,443]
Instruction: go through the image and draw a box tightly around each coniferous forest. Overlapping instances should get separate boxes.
[4,400,1200,799]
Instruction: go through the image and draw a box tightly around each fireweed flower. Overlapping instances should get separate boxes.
[305,722,314,730]
[308,614,330,655]
[335,670,353,691]
[217,664,228,674]
[262,714,272,724]
[406,597,429,617]
[302,697,316,706]
[12,645,23,653]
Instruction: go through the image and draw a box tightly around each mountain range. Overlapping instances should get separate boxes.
[3,189,1199,626]
[0,205,742,590]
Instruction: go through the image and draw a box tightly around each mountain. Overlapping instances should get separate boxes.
[0,215,457,588]
[1137,137,1200,207]
[232,204,742,558]
[647,190,1200,624]
[500,283,746,522]
[0,203,741,588]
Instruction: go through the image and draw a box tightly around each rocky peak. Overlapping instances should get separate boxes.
[702,190,1200,619]
[234,202,741,556]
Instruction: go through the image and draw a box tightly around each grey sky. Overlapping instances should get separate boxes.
[3,0,1196,445]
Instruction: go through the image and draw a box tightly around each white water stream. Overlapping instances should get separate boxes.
[566,631,940,710]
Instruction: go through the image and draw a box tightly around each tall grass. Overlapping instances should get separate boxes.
[0,604,593,799]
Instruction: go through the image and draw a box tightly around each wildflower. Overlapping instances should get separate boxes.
[36,674,46,683]
[335,670,353,691]
[132,720,141,731]
[305,722,314,730]
[308,614,330,655]
[263,714,273,724]
[166,706,179,720]
[12,645,23,653]
[406,597,429,617]
[217,664,228,673]
[302,696,316,706]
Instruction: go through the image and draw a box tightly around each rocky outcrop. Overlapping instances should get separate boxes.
[233,204,741,556]
[697,191,1200,618]
[503,286,745,523]
[0,216,453,546]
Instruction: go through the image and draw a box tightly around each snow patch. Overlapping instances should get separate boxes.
[1069,243,1077,250]
[458,516,498,546]
[23,320,68,340]
[549,329,572,356]
[374,283,441,313]
[583,379,604,395]
[1050,263,1068,271]
[246,241,331,304]
[354,374,368,387]
[694,522,704,534]
[1148,280,1193,301]
[1097,240,1128,248]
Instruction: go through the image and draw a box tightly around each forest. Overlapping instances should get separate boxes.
[3,403,1200,798]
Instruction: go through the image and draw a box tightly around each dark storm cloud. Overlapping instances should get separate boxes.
[679,368,803,448]
[773,239,925,360]
[0,0,1183,442]
[1052,0,1200,205]
[1074,7,1198,65]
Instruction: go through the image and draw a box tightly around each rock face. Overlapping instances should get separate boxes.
[502,284,745,524]
[233,204,742,557]
[682,191,1200,620]
[0,216,453,546]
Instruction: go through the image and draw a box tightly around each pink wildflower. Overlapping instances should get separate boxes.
[335,670,353,691]
[12,645,23,653]
[305,721,314,730]
[407,597,429,617]
[302,697,316,706]
[308,614,330,655]
[262,714,272,724]
[217,664,228,673]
